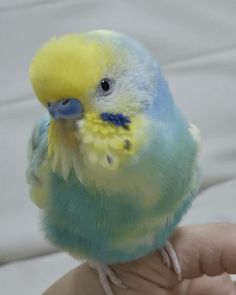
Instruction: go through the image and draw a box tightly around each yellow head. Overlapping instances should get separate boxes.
[29,32,115,112]
[29,31,150,177]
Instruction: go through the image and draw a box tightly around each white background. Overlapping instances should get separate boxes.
[0,1,236,293]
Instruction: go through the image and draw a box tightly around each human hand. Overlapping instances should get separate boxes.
[43,223,236,295]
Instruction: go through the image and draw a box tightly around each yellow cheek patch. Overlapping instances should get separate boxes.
[77,113,147,170]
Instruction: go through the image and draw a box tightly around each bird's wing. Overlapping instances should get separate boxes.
[26,114,50,209]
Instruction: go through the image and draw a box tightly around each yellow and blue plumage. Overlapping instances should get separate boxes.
[27,30,200,294]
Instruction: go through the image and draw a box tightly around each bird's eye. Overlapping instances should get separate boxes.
[99,78,113,96]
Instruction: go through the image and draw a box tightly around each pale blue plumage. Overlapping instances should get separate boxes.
[27,30,200,266]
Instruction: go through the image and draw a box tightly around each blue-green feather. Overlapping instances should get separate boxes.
[43,170,198,264]
[27,114,49,186]
[42,109,200,264]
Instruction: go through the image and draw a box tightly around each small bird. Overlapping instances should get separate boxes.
[27,30,200,295]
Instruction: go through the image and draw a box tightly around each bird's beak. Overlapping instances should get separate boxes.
[47,98,84,120]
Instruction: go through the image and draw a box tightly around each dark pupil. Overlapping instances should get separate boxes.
[101,80,110,91]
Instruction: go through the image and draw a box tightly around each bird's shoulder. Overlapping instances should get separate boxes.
[26,114,50,209]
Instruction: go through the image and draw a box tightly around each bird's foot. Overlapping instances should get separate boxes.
[88,261,127,295]
[160,241,182,281]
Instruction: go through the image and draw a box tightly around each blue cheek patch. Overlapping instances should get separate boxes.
[100,112,131,129]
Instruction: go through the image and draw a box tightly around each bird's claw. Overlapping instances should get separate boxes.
[88,261,127,295]
[160,241,182,281]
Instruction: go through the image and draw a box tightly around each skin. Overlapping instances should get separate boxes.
[43,223,236,295]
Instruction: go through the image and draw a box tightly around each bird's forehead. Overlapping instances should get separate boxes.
[29,34,117,104]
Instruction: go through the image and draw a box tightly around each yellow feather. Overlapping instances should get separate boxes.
[48,119,80,180]
[76,112,147,171]
[29,33,115,109]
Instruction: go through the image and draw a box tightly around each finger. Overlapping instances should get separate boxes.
[188,273,236,295]
[43,263,107,295]
[170,223,236,280]
[114,252,179,292]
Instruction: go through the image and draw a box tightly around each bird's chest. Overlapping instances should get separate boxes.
[44,171,157,258]
[44,167,188,264]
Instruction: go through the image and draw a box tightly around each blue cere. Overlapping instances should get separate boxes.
[48,98,84,119]
[100,112,131,128]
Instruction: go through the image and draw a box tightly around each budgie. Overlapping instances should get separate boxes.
[27,30,200,295]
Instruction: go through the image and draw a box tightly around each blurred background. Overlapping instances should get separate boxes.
[0,0,236,294]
